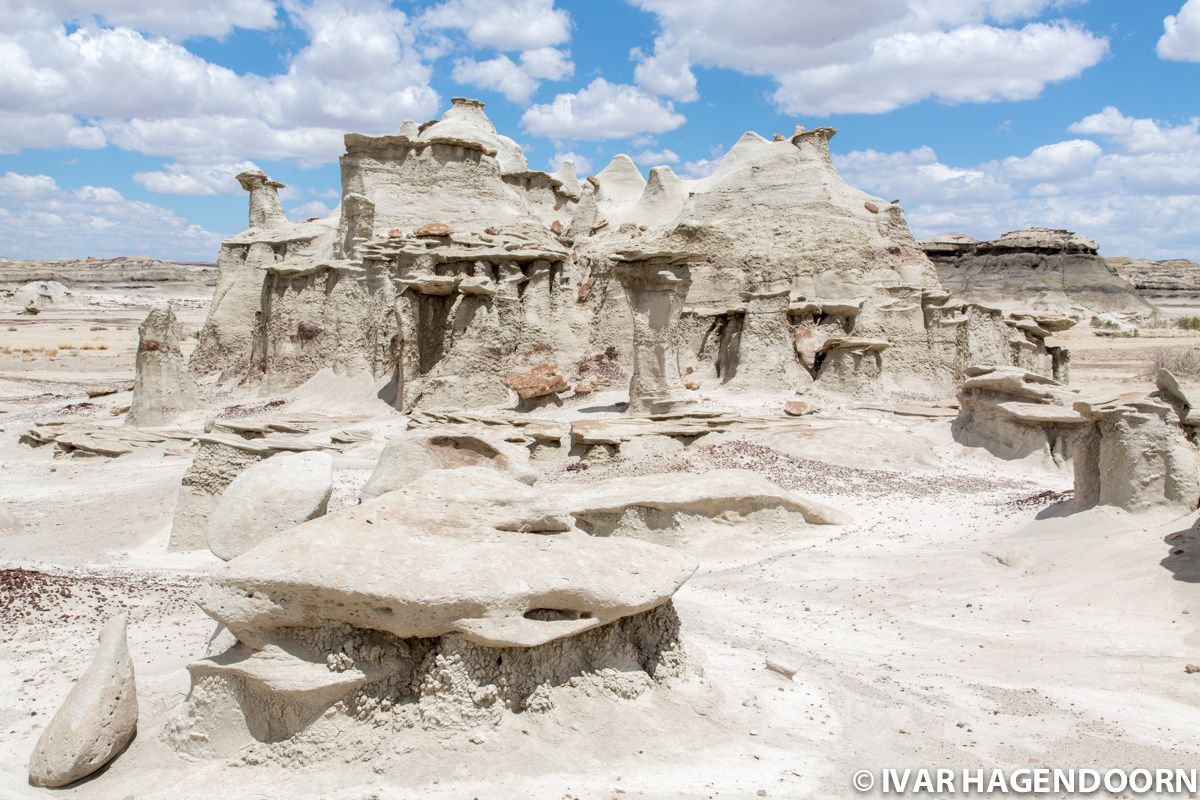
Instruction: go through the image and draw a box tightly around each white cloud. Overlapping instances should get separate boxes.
[522,78,686,140]
[679,157,721,179]
[1000,139,1101,181]
[420,0,571,51]
[0,112,107,155]
[773,22,1108,114]
[452,56,538,103]
[0,172,223,260]
[0,172,60,199]
[834,108,1200,259]
[133,160,260,195]
[633,148,680,166]
[451,48,573,103]
[1068,106,1200,154]
[1159,0,1200,62]
[0,0,440,163]
[11,1,278,39]
[630,0,1107,115]
[288,200,332,221]
[549,151,592,175]
[519,47,573,80]
[632,35,698,102]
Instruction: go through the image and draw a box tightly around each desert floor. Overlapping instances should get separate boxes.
[2,278,1199,799]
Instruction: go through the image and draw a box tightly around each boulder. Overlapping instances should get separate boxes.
[207,451,335,561]
[414,222,453,237]
[29,616,137,788]
[783,400,814,417]
[504,362,569,401]
[360,427,538,501]
[14,280,71,313]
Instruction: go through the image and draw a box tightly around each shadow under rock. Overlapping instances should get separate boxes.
[1162,519,1200,583]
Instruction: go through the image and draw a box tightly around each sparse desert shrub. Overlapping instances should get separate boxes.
[1090,318,1121,330]
[1146,348,1200,379]
[42,347,58,357]
[57,342,78,350]
[1,345,11,354]
[1177,317,1200,331]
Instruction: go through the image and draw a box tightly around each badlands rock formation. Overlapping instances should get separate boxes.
[952,366,1086,463]
[28,616,137,788]
[1110,256,1200,316]
[13,280,71,314]
[187,100,1066,409]
[127,305,201,427]
[925,228,1150,318]
[169,466,698,754]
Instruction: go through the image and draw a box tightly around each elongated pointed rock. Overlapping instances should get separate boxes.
[29,616,138,788]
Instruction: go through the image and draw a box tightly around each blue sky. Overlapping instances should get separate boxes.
[0,0,1197,260]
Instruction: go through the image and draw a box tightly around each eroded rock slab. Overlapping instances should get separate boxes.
[29,616,137,788]
[554,468,850,528]
[199,483,696,650]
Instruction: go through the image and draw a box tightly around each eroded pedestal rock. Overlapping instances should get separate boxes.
[612,252,699,415]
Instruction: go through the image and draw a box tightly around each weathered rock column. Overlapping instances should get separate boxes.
[723,279,811,393]
[612,253,697,415]
[1073,397,1200,512]
[127,305,201,427]
[236,169,287,229]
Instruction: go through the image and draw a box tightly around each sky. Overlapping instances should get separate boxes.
[0,0,1197,261]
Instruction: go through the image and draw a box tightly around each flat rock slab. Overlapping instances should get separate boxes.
[207,451,334,561]
[29,616,137,788]
[199,486,696,649]
[553,468,851,526]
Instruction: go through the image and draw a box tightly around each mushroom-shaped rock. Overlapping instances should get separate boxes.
[207,451,335,561]
[236,169,287,229]
[419,97,528,173]
[360,427,538,501]
[29,616,137,788]
[198,481,696,649]
[127,305,201,427]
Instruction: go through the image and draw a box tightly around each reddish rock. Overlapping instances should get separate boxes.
[577,275,597,303]
[484,226,501,235]
[504,362,570,400]
[550,219,564,236]
[574,382,593,395]
[297,321,322,339]
[387,227,404,238]
[784,400,814,417]
[414,222,453,237]
[863,201,879,214]
[683,380,700,391]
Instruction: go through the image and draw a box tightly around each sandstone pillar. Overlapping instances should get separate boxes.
[612,257,695,415]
